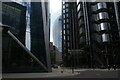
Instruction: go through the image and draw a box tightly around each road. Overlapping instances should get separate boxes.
[2,68,120,80]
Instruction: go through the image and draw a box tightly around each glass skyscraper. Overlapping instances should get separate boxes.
[1,1,51,72]
[30,2,51,72]
[53,15,62,52]
[1,2,27,72]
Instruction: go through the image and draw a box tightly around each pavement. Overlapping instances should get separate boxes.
[2,68,120,80]
[2,68,77,78]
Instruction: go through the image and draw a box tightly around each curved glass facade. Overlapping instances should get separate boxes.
[53,15,62,52]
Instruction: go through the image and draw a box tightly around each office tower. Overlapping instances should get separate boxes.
[30,2,51,72]
[53,15,62,52]
[1,2,27,72]
[53,16,62,65]
[62,1,120,68]
[1,1,51,72]
[62,2,78,67]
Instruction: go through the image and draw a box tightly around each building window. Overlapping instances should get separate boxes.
[67,36,70,40]
[66,19,69,23]
[66,25,69,29]
[63,25,65,29]
[66,4,68,7]
[64,30,65,34]
[63,5,65,8]
[63,20,65,23]
[64,36,66,40]
[66,14,69,17]
[68,42,70,47]
[63,15,65,18]
[66,9,68,12]
[63,10,65,13]
[67,30,69,34]
[63,1,65,4]
[64,41,66,45]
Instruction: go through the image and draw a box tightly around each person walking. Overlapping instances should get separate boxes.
[60,64,64,73]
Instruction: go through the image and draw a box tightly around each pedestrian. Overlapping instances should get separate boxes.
[108,65,111,70]
[113,65,116,70]
[60,64,64,73]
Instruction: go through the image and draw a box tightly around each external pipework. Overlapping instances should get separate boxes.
[62,1,120,68]
[91,2,110,43]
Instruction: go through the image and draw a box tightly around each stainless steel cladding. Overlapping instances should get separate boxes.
[97,2,107,10]
[98,23,109,31]
[97,12,109,21]
[101,33,110,42]
[91,2,107,12]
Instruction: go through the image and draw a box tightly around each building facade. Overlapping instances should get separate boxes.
[53,15,62,52]
[50,42,62,66]
[30,2,51,72]
[2,1,51,73]
[62,2,79,67]
[62,1,120,68]
[1,2,27,72]
[52,15,62,65]
[50,42,55,65]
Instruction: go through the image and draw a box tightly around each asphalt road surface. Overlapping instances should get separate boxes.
[2,69,120,80]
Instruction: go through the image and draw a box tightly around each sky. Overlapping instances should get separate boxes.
[50,0,61,42]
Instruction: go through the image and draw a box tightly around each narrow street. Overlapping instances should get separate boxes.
[2,68,120,79]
